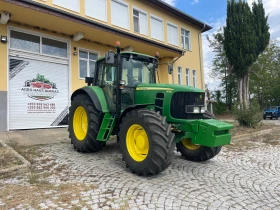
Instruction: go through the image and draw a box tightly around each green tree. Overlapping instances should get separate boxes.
[224,0,270,107]
[250,40,280,107]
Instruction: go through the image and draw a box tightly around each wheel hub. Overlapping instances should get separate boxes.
[126,124,149,162]
[181,138,201,150]
[73,106,88,141]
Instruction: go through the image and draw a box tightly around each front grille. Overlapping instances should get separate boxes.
[170,92,205,119]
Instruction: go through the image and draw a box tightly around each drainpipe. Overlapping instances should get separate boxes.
[198,24,206,89]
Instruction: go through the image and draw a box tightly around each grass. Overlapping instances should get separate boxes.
[0,143,23,170]
[229,122,278,137]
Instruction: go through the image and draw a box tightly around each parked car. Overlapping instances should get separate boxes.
[263,106,280,120]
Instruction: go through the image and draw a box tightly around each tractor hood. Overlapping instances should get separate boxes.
[136,83,205,93]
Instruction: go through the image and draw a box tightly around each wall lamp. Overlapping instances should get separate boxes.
[1,36,7,43]
[0,11,10,25]
[73,47,78,56]
[73,32,84,42]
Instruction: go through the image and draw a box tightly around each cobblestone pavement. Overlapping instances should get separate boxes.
[1,136,280,210]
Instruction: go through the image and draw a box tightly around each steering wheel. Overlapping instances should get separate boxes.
[133,76,141,82]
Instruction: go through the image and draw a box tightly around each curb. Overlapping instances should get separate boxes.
[231,127,278,142]
[0,140,31,176]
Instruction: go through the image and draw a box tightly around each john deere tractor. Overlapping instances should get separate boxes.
[68,42,233,176]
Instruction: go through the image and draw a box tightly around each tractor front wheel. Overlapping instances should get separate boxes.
[118,109,175,176]
[176,139,221,162]
[68,94,105,152]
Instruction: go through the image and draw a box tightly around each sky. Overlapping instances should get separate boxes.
[162,0,280,91]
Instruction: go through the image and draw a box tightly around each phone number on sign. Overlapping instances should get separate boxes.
[27,103,56,113]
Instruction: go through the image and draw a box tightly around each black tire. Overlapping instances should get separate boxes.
[176,111,222,162]
[276,115,279,120]
[263,115,266,120]
[68,94,105,152]
[118,109,175,176]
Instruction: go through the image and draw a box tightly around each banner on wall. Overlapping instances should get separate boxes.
[9,57,69,129]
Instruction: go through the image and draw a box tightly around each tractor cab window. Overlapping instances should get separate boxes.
[96,60,116,86]
[122,55,156,87]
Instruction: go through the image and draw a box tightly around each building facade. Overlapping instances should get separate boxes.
[0,0,211,131]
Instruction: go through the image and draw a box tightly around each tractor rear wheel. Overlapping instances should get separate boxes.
[68,94,105,152]
[118,109,175,176]
[176,111,222,162]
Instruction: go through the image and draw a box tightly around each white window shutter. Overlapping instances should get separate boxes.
[139,13,147,35]
[173,26,178,46]
[85,0,106,21]
[168,24,172,44]
[111,0,129,29]
[151,17,163,41]
[53,0,79,12]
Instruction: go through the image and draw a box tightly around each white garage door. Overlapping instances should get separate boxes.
[8,28,70,130]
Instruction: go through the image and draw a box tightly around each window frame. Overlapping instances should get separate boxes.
[132,6,148,36]
[150,14,164,41]
[178,66,182,85]
[9,27,69,60]
[193,69,197,87]
[186,68,190,86]
[78,48,100,80]
[111,0,130,30]
[181,28,191,51]
[167,21,179,46]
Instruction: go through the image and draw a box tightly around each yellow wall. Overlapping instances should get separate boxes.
[0,24,8,91]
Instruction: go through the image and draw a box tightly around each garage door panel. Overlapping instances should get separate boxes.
[9,57,69,130]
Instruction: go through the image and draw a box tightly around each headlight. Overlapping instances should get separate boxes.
[193,107,200,113]
[201,107,206,113]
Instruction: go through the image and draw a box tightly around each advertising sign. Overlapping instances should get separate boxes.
[9,57,69,129]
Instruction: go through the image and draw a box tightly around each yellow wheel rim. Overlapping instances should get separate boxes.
[181,139,201,150]
[126,124,149,162]
[73,106,88,141]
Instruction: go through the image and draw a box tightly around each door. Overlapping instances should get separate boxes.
[9,57,69,129]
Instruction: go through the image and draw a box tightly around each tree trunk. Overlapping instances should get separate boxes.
[238,73,250,108]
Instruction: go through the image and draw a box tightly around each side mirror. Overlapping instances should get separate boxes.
[168,64,173,74]
[85,77,94,86]
[105,51,115,64]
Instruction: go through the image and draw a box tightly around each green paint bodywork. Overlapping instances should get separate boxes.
[86,86,109,112]
[73,83,233,148]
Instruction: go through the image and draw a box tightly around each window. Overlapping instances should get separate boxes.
[79,50,98,79]
[181,28,191,50]
[10,30,68,58]
[10,30,40,53]
[168,23,178,46]
[178,67,182,85]
[133,8,148,35]
[85,0,106,22]
[186,68,190,85]
[150,15,163,41]
[105,66,116,83]
[53,0,79,12]
[42,38,67,58]
[111,0,129,30]
[193,70,197,87]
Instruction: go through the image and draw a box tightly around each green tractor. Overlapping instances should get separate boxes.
[68,42,233,176]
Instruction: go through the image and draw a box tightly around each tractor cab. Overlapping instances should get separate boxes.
[92,51,157,112]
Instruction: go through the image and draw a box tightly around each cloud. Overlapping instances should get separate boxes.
[202,18,226,91]
[161,0,177,6]
[191,0,199,5]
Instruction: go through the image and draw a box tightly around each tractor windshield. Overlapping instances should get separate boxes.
[122,54,156,87]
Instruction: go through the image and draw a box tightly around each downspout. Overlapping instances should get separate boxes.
[198,24,206,89]
[158,51,184,84]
